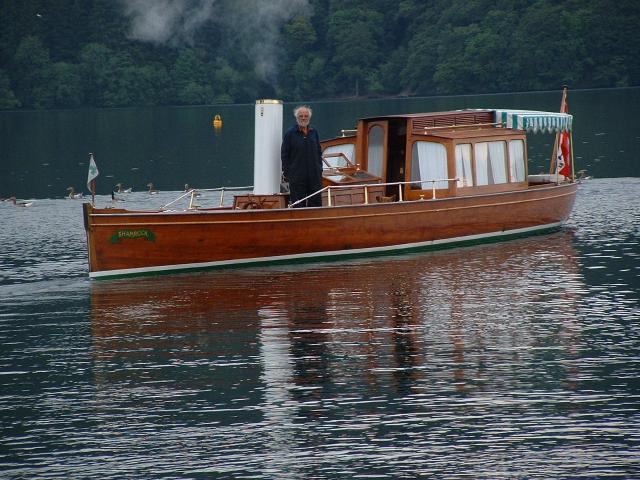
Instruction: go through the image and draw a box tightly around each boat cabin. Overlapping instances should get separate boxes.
[321,110,531,203]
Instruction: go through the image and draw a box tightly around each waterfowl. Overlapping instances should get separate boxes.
[577,170,592,181]
[67,186,83,199]
[8,196,34,207]
[115,182,132,193]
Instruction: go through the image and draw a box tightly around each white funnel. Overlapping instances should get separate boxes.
[253,99,283,195]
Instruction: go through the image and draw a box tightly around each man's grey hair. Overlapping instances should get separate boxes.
[294,105,312,118]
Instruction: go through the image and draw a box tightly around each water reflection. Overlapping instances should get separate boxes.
[84,236,601,475]
[4,181,639,478]
[91,231,584,386]
[12,228,638,477]
[90,233,585,411]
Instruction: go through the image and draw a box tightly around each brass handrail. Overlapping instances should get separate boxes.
[289,178,458,208]
[340,129,357,137]
[421,122,501,132]
[161,185,253,209]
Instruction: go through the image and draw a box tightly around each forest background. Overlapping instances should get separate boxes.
[1,0,638,110]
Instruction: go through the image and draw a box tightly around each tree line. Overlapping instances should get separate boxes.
[1,0,638,110]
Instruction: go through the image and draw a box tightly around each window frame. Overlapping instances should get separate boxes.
[410,140,449,190]
[473,140,508,186]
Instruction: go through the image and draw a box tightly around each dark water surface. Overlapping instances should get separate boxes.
[1,88,640,478]
[2,87,639,199]
[1,178,639,479]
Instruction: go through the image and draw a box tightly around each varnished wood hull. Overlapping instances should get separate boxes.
[83,183,577,279]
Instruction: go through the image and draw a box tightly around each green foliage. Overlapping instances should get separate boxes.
[171,48,214,105]
[12,35,53,108]
[0,70,20,109]
[327,7,384,96]
[0,0,638,109]
[50,62,83,107]
[284,16,318,57]
[79,43,115,106]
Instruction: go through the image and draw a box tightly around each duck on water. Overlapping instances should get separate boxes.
[7,196,34,207]
[67,186,83,199]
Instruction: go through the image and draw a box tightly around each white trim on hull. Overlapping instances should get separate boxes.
[89,221,565,279]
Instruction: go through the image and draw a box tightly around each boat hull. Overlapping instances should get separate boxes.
[83,183,577,279]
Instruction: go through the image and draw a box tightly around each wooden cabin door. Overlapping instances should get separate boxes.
[364,119,407,197]
[386,118,407,194]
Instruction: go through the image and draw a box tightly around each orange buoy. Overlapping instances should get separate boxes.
[213,115,222,129]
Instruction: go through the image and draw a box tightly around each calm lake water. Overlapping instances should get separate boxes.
[1,87,639,199]
[1,90,640,478]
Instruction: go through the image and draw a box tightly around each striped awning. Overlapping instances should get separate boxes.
[495,109,573,133]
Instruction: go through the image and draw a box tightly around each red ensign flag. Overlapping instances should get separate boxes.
[556,91,571,177]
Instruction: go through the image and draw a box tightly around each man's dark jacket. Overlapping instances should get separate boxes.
[280,125,323,183]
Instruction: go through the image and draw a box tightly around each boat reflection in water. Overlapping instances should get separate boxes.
[90,230,583,392]
[89,231,586,475]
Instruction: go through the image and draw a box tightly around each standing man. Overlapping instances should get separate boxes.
[281,105,323,207]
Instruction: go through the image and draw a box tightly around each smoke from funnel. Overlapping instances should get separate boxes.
[123,0,215,45]
[121,0,311,84]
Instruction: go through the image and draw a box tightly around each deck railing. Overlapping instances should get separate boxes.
[161,186,253,210]
[289,178,459,208]
[160,178,458,210]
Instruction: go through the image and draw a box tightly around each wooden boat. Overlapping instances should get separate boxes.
[83,93,577,279]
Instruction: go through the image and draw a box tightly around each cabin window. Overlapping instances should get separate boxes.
[474,141,507,185]
[455,144,473,187]
[323,144,356,169]
[509,139,526,182]
[411,141,448,189]
[368,125,384,177]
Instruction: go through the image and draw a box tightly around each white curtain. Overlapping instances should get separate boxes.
[323,144,355,169]
[413,142,448,189]
[509,140,526,182]
[455,144,473,187]
[474,143,489,185]
[489,141,507,184]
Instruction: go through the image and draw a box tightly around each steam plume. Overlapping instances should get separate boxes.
[121,0,311,84]
[123,0,215,45]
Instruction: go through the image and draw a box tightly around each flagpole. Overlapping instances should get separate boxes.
[549,133,560,176]
[569,131,576,182]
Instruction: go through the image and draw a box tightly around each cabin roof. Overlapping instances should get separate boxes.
[417,127,523,140]
[361,109,494,122]
[361,108,572,133]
